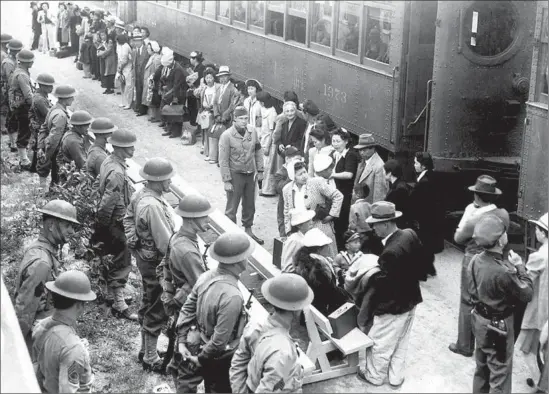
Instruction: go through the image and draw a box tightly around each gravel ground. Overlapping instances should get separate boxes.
[1,2,538,393]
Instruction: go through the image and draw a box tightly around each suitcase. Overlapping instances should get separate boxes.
[328,302,358,339]
[272,237,285,269]
[55,48,72,58]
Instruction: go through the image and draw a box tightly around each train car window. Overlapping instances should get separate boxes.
[250,1,265,28]
[233,1,247,24]
[311,1,333,47]
[203,0,215,17]
[464,1,518,57]
[218,1,230,20]
[363,6,392,64]
[288,2,307,44]
[178,1,190,10]
[190,0,202,14]
[336,2,360,55]
[267,1,285,38]
[537,7,548,104]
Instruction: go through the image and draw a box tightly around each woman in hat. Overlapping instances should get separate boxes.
[97,31,117,94]
[256,90,278,196]
[187,51,205,126]
[307,124,334,177]
[142,40,162,120]
[69,5,81,56]
[196,66,219,157]
[37,2,55,53]
[331,128,360,250]
[243,79,262,132]
[77,7,91,59]
[512,213,548,383]
[116,33,133,109]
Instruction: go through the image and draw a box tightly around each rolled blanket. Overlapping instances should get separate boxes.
[344,253,379,300]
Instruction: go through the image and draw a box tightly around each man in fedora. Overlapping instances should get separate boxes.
[358,201,435,388]
[468,215,533,393]
[230,273,314,393]
[281,208,316,273]
[173,232,255,393]
[449,175,509,358]
[32,270,96,393]
[213,65,241,131]
[353,133,387,204]
[131,31,149,117]
[219,105,265,245]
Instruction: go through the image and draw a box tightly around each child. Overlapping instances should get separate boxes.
[274,146,303,237]
[80,33,93,78]
[333,230,363,287]
[349,183,383,254]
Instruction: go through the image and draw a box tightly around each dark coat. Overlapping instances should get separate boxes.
[385,177,411,228]
[274,116,308,155]
[79,41,92,64]
[97,40,117,76]
[408,171,445,254]
[371,229,435,316]
[132,45,150,106]
[333,148,360,248]
[159,62,188,105]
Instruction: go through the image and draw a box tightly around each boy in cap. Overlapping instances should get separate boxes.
[32,270,95,393]
[230,273,314,393]
[449,175,509,358]
[219,105,265,245]
[274,146,303,237]
[334,230,364,286]
[173,232,254,393]
[468,215,533,393]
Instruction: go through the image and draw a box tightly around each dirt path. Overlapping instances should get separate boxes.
[0,2,536,392]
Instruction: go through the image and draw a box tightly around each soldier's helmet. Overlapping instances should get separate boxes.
[35,73,55,86]
[37,199,80,224]
[89,117,117,135]
[208,232,255,265]
[45,270,96,302]
[139,157,175,181]
[70,110,93,125]
[53,84,76,98]
[108,129,136,147]
[1,33,13,44]
[7,39,23,51]
[262,273,314,311]
[16,49,34,63]
[175,194,213,218]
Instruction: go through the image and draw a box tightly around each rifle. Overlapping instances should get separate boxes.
[161,314,177,373]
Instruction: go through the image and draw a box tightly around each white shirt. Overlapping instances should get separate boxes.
[382,230,397,246]
[417,170,427,182]
[304,122,314,152]
[292,183,306,211]
[456,203,497,233]
[203,85,216,108]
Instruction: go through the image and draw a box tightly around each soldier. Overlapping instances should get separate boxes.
[57,110,93,172]
[14,199,80,351]
[8,48,35,169]
[37,84,76,189]
[230,273,313,393]
[32,270,96,393]
[449,175,509,358]
[124,157,177,372]
[164,195,212,375]
[1,38,22,149]
[173,232,255,393]
[28,73,55,173]
[86,117,116,179]
[162,194,213,318]
[0,33,13,135]
[468,215,534,393]
[95,129,138,321]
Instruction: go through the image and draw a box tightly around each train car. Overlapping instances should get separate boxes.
[117,1,545,233]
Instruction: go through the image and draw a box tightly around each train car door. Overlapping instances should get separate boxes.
[400,0,437,154]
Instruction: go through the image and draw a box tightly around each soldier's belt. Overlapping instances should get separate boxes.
[474,303,512,320]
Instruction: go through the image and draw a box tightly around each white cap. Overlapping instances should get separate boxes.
[161,52,174,66]
[290,209,315,227]
[313,153,333,173]
[302,228,332,247]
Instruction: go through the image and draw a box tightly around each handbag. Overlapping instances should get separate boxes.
[211,123,226,139]
[198,110,213,130]
[161,104,189,123]
[76,61,83,70]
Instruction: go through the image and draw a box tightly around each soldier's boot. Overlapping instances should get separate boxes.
[18,148,32,169]
[138,330,146,363]
[8,133,17,152]
[142,332,165,374]
[111,287,138,321]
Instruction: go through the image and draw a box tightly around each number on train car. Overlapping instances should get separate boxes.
[323,84,347,103]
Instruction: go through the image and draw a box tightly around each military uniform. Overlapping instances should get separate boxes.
[32,312,93,393]
[86,142,109,179]
[37,102,70,184]
[28,90,52,172]
[57,129,92,170]
[95,154,133,290]
[14,235,60,350]
[173,267,246,393]
[8,63,33,149]
[124,186,175,336]
[162,226,207,316]
[0,55,15,134]
[230,314,304,393]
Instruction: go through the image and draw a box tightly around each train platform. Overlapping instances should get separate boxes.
[0,2,538,392]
